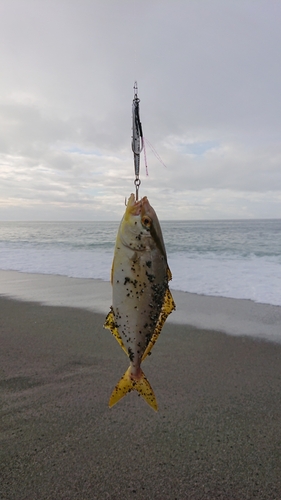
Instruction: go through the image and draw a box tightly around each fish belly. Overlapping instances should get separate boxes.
[112,246,167,371]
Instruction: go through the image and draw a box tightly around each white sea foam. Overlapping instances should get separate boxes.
[169,252,281,306]
[0,247,112,282]
[0,246,280,307]
[0,220,280,307]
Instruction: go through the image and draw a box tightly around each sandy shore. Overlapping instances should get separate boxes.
[1,293,281,499]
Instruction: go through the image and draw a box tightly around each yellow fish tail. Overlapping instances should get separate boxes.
[109,366,158,411]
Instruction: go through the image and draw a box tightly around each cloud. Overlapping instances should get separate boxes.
[0,0,281,220]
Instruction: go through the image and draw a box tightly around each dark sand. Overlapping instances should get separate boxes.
[1,296,281,500]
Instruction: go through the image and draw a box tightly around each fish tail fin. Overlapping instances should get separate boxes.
[109,366,158,411]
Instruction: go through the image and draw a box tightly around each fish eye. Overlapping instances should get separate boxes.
[141,215,152,230]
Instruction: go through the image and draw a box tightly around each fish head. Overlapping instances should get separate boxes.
[118,193,167,258]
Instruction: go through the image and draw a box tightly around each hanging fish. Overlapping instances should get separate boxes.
[104,193,175,411]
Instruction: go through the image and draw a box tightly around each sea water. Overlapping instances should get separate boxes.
[0,219,280,306]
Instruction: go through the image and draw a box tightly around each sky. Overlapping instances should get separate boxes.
[0,0,281,221]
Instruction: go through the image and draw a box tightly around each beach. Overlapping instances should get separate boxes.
[1,272,281,499]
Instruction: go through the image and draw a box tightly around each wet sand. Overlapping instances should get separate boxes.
[1,295,281,499]
[1,270,281,343]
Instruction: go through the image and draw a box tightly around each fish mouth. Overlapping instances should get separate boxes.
[125,193,149,217]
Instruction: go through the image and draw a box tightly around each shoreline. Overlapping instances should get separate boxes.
[0,269,280,343]
[1,295,281,499]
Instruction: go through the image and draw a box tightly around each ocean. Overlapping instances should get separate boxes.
[0,219,280,306]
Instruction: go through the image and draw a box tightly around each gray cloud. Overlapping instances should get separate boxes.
[0,0,281,220]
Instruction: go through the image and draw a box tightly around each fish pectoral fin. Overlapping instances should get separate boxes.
[103,309,128,356]
[142,287,176,361]
[109,366,158,411]
[110,257,115,285]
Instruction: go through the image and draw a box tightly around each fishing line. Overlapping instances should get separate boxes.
[143,137,168,169]
[143,136,149,177]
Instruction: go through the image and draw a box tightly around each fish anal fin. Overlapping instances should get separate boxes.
[142,287,176,361]
[109,366,158,411]
[103,308,128,356]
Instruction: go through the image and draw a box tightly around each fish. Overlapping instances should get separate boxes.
[104,193,175,411]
